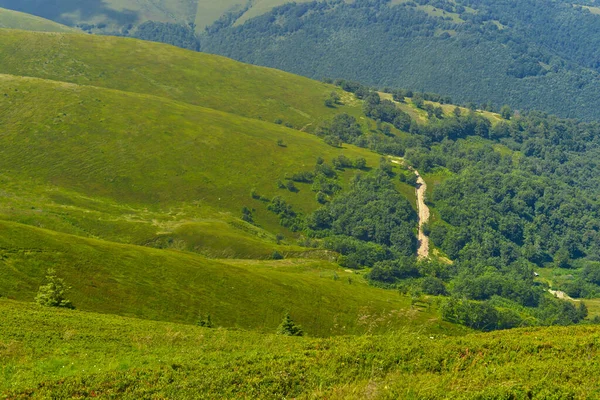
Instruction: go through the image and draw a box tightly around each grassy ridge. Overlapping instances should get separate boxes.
[0,73,378,241]
[0,220,455,336]
[2,299,599,399]
[0,29,357,130]
[0,8,79,32]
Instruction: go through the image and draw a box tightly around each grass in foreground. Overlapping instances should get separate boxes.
[1,300,599,399]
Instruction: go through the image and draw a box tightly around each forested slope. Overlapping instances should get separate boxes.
[200,0,600,121]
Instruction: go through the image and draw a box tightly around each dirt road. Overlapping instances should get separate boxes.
[390,159,430,259]
[414,169,430,259]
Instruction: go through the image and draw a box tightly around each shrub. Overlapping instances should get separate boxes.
[316,192,328,204]
[241,207,254,224]
[271,251,284,260]
[286,181,298,192]
[197,314,213,328]
[353,157,367,170]
[332,155,353,169]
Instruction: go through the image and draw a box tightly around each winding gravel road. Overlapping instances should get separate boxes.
[390,159,430,259]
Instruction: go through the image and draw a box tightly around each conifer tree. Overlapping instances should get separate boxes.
[35,268,74,309]
[276,313,303,336]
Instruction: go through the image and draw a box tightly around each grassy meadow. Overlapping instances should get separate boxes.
[0,71,379,245]
[0,219,461,336]
[0,29,357,131]
[1,300,599,399]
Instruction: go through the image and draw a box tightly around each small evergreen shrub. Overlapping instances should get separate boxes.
[276,313,303,336]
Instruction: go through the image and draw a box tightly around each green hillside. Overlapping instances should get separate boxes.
[4,0,600,120]
[0,29,372,252]
[0,220,455,336]
[0,29,357,131]
[0,71,377,250]
[0,8,79,32]
[2,23,600,399]
[2,299,599,399]
[0,31,434,342]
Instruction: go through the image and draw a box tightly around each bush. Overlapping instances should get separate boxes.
[286,181,298,192]
[197,314,213,328]
[271,251,284,260]
[368,258,420,283]
[291,171,315,183]
[421,276,447,295]
[353,157,367,170]
[316,192,328,204]
[241,207,254,224]
[440,297,499,331]
[332,155,353,169]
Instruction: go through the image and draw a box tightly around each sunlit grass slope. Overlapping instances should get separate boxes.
[0,8,79,32]
[2,299,599,399]
[0,29,357,130]
[0,221,456,336]
[0,73,378,244]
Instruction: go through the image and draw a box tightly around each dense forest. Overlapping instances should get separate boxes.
[260,79,600,330]
[132,21,200,51]
[200,0,600,121]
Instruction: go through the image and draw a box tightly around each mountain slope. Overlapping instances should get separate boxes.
[0,7,80,32]
[0,71,379,252]
[0,29,357,130]
[4,1,600,121]
[0,220,449,336]
[200,0,600,121]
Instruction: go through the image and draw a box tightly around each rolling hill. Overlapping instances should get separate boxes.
[0,7,79,32]
[0,29,358,130]
[0,220,456,336]
[0,29,431,338]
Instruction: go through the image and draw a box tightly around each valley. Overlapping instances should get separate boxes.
[0,5,599,397]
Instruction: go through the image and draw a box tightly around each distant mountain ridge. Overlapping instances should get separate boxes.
[3,0,600,120]
[0,0,306,33]
[201,0,600,121]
